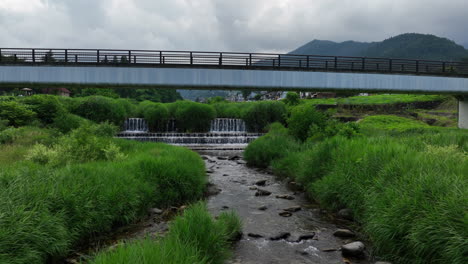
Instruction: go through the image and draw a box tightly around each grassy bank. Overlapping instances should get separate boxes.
[0,125,207,263]
[245,121,467,263]
[91,202,242,264]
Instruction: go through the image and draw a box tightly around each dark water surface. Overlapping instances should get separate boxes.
[199,149,370,264]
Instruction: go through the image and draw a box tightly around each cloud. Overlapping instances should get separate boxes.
[0,0,466,52]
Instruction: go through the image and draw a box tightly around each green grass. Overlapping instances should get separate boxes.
[302,94,446,105]
[358,115,430,132]
[90,202,242,264]
[0,137,206,263]
[245,128,468,264]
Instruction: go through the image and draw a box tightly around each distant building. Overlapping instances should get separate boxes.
[20,88,34,96]
[42,87,71,97]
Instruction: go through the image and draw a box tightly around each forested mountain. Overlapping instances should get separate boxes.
[290,33,468,61]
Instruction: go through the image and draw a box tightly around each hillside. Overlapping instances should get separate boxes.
[290,33,468,61]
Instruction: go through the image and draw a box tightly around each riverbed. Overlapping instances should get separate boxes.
[200,149,370,264]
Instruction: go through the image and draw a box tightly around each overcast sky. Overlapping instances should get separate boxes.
[0,0,467,53]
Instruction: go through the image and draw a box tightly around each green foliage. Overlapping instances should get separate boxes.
[21,95,66,124]
[244,123,301,168]
[77,88,120,98]
[283,92,300,106]
[359,115,429,132]
[246,127,468,264]
[212,102,245,118]
[287,104,328,141]
[302,94,446,106]
[242,101,287,132]
[91,202,241,264]
[137,101,169,131]
[173,101,216,132]
[0,119,7,131]
[0,138,207,264]
[72,96,126,125]
[0,101,36,127]
[52,113,90,133]
[206,96,227,104]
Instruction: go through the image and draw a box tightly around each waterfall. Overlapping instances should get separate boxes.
[123,118,148,133]
[119,118,260,147]
[210,118,246,132]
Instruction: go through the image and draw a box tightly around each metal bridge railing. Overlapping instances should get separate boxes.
[0,48,467,77]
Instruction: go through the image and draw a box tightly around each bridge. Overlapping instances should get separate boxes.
[0,48,467,128]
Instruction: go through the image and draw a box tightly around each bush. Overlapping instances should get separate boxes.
[0,101,36,127]
[137,101,169,131]
[21,95,66,124]
[287,104,328,141]
[72,96,126,125]
[174,101,216,132]
[91,202,241,264]
[242,101,286,132]
[0,119,8,131]
[244,123,301,168]
[52,113,90,133]
[283,92,300,106]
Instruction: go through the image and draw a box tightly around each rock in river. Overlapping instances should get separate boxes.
[269,232,291,241]
[247,233,263,238]
[279,211,293,217]
[338,208,353,221]
[255,189,272,196]
[255,179,267,186]
[276,194,295,200]
[341,241,366,258]
[283,206,301,212]
[333,229,355,238]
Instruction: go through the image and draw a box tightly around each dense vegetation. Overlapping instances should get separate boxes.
[244,105,467,264]
[91,203,241,264]
[290,33,468,61]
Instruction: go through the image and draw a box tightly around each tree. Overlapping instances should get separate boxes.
[284,92,300,105]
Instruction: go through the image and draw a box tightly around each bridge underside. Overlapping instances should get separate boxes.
[1,65,468,94]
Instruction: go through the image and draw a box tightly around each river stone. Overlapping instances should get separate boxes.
[258,205,268,211]
[206,169,214,173]
[333,229,356,238]
[148,208,163,214]
[255,189,272,196]
[221,206,230,210]
[223,174,229,176]
[217,156,228,160]
[276,194,295,200]
[249,186,258,190]
[341,241,366,257]
[279,211,293,217]
[297,233,316,241]
[247,233,263,238]
[255,179,267,186]
[237,160,247,164]
[338,208,353,220]
[270,232,291,241]
[284,206,301,212]
[228,155,241,160]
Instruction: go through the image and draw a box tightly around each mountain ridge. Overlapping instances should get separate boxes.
[289,33,468,61]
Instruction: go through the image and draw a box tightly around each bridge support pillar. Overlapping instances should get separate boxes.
[458,96,468,129]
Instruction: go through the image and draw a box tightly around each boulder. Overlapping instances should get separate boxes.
[333,229,356,238]
[279,212,292,217]
[276,194,295,200]
[341,241,365,258]
[255,179,267,186]
[258,205,268,211]
[283,206,301,212]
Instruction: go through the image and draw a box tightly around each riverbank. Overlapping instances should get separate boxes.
[244,126,467,264]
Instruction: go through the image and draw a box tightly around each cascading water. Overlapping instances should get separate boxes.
[210,118,246,132]
[118,118,261,148]
[123,118,149,133]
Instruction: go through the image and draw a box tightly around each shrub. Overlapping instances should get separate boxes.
[72,96,126,125]
[287,104,328,141]
[0,119,8,131]
[21,95,66,124]
[0,101,36,127]
[242,101,286,132]
[174,101,216,132]
[52,113,90,133]
[244,123,301,168]
[116,98,137,117]
[137,101,169,131]
[283,92,300,106]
